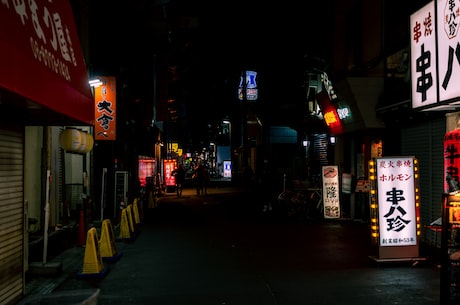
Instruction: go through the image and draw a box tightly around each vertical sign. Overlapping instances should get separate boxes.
[375,157,418,247]
[163,159,177,187]
[410,1,437,109]
[223,160,232,178]
[138,158,156,187]
[94,76,117,140]
[238,70,258,101]
[322,165,340,219]
[437,0,460,102]
[444,129,460,193]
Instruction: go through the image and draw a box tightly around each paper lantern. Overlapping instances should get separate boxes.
[59,129,94,153]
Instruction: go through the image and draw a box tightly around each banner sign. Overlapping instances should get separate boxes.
[94,76,116,140]
[322,165,341,219]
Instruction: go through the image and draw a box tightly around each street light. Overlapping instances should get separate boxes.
[222,119,231,146]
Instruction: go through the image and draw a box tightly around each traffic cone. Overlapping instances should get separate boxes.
[77,210,86,246]
[76,227,109,279]
[99,219,122,263]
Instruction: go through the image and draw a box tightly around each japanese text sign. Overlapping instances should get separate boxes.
[163,159,177,187]
[94,76,116,140]
[238,70,258,101]
[0,0,93,124]
[411,0,460,109]
[411,1,437,108]
[138,158,155,187]
[375,157,417,247]
[444,128,460,192]
[322,165,341,219]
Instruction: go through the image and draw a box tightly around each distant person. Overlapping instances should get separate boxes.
[193,163,207,196]
[172,164,186,198]
[202,164,210,196]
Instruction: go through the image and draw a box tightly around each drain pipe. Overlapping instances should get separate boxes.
[42,170,51,264]
[42,126,52,265]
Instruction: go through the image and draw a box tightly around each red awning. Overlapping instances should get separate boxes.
[0,1,93,125]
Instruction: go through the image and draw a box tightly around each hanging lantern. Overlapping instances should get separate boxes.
[59,129,94,153]
[444,129,460,193]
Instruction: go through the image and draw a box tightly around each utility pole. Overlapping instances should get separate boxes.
[241,71,249,185]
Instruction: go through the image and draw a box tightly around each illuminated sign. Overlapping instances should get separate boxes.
[373,157,419,247]
[336,106,350,120]
[94,76,117,140]
[223,160,232,178]
[138,158,155,187]
[444,128,460,193]
[322,165,341,219]
[410,0,460,109]
[410,1,436,108]
[323,109,339,126]
[238,70,258,101]
[163,159,177,187]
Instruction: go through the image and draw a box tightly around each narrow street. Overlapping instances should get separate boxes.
[21,185,441,305]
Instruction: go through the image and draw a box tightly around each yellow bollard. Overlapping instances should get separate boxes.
[99,219,122,262]
[77,227,109,278]
[117,208,134,241]
[132,201,142,228]
[126,205,135,234]
[133,198,142,225]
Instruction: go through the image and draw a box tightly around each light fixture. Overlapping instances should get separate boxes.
[89,79,103,87]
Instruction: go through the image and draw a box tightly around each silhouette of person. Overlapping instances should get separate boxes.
[172,164,186,198]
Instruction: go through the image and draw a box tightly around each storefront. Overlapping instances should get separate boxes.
[0,2,93,304]
[316,76,385,220]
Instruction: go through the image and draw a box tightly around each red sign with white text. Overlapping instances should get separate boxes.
[0,0,93,124]
[163,159,177,187]
[444,129,460,193]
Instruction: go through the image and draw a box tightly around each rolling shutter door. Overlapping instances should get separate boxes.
[401,117,445,247]
[0,126,24,305]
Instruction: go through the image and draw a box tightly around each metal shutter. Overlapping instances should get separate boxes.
[0,126,24,305]
[401,117,445,247]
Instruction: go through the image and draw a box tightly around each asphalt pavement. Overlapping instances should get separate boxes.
[18,183,443,305]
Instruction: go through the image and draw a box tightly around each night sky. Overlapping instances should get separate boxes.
[87,0,334,146]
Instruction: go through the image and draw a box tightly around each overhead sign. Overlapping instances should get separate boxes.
[0,0,94,124]
[238,70,258,101]
[410,0,460,110]
[410,1,437,109]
